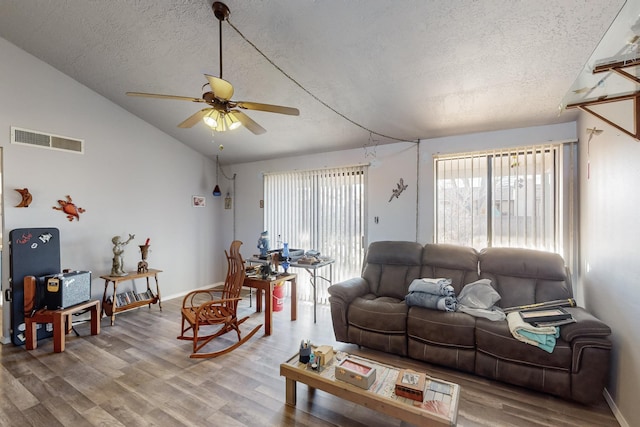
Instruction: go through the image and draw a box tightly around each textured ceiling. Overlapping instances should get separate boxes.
[0,0,627,164]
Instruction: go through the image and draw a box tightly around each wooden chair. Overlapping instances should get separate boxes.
[177,240,262,358]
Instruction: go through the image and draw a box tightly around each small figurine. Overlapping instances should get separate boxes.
[111,234,135,276]
[257,230,270,258]
[15,188,33,207]
[53,195,86,221]
[138,240,150,273]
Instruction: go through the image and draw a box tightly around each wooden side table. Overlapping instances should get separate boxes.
[23,275,100,353]
[243,273,297,336]
[100,269,162,325]
[25,299,100,352]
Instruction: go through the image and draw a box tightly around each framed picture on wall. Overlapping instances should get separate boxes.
[192,195,205,207]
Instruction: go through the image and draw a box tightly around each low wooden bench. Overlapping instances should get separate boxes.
[23,276,100,353]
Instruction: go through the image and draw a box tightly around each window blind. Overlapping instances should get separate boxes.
[264,165,367,303]
[435,143,576,257]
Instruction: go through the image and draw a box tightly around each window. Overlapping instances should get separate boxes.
[435,143,577,259]
[264,165,367,303]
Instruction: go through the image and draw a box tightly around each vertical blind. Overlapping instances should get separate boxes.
[435,143,576,257]
[264,165,367,303]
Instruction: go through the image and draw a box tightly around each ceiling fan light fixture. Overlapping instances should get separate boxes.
[203,110,219,128]
[126,1,299,136]
[227,112,242,130]
[217,112,228,132]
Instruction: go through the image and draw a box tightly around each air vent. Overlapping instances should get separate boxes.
[11,127,84,154]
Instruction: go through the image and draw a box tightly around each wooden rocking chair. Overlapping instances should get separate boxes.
[177,240,262,358]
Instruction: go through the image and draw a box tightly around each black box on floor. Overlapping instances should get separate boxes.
[44,271,91,309]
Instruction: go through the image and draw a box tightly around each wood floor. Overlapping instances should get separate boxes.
[0,294,619,427]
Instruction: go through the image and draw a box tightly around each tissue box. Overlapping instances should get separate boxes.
[335,358,376,390]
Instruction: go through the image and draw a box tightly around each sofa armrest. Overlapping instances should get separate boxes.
[556,308,612,404]
[328,277,370,343]
[328,277,370,304]
[560,307,611,342]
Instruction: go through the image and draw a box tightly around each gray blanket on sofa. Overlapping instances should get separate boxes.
[405,292,457,311]
[408,278,455,296]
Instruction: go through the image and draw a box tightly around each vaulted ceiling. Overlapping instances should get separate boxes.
[0,1,627,164]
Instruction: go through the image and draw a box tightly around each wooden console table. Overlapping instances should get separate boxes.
[100,269,162,325]
[243,273,297,336]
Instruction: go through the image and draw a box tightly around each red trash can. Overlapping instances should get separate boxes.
[273,282,285,312]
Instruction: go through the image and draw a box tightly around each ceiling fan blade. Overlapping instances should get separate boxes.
[178,108,213,128]
[126,92,205,103]
[231,110,266,135]
[205,75,234,101]
[235,101,300,116]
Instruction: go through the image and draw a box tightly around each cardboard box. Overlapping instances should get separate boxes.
[335,358,376,390]
[395,369,426,401]
[314,345,334,366]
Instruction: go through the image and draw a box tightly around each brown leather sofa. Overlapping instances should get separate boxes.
[328,241,612,404]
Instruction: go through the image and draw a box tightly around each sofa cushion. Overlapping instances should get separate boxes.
[475,318,572,370]
[478,247,573,308]
[362,241,423,299]
[348,294,408,334]
[421,244,480,293]
[407,307,476,347]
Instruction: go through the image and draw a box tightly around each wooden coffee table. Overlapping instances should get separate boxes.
[280,351,459,426]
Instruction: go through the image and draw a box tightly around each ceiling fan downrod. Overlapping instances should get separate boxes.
[212,2,230,80]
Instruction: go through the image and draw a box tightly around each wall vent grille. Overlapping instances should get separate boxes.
[11,127,84,154]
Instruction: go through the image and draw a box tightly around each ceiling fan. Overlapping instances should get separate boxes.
[126,1,299,135]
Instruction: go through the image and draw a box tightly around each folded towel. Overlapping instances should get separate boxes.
[405,292,457,312]
[408,278,454,296]
[458,305,506,321]
[507,312,559,353]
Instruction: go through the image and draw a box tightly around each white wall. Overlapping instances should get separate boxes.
[0,38,226,341]
[578,108,639,427]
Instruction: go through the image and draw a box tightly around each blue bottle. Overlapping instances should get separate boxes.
[282,242,290,272]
